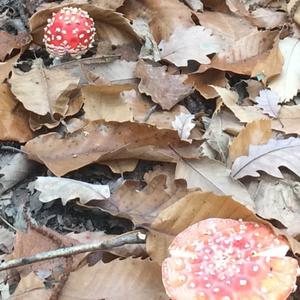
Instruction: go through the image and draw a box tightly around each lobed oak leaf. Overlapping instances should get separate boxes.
[231,137,300,179]
[255,89,281,118]
[171,113,195,142]
[158,26,223,67]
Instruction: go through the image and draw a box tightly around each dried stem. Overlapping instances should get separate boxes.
[0,230,147,272]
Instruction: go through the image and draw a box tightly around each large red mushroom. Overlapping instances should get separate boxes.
[43,7,96,58]
[162,218,299,300]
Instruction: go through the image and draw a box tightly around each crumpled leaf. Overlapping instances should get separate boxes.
[229,119,272,163]
[9,59,80,116]
[171,113,195,142]
[158,26,223,67]
[249,8,287,29]
[135,60,193,110]
[23,121,200,176]
[30,177,110,205]
[175,157,254,208]
[231,137,300,179]
[60,258,168,300]
[119,0,194,42]
[0,226,15,254]
[146,191,299,264]
[255,89,280,118]
[0,83,33,142]
[268,37,300,102]
[92,164,188,224]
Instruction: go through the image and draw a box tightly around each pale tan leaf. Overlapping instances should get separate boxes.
[60,258,168,300]
[231,137,300,179]
[0,84,33,142]
[248,8,287,29]
[229,119,272,162]
[213,86,267,122]
[268,37,300,102]
[255,89,280,118]
[9,59,79,116]
[23,121,200,176]
[31,177,110,205]
[119,0,194,42]
[175,157,254,208]
[135,60,193,109]
[147,191,272,264]
[0,53,20,83]
[30,3,140,48]
[159,26,223,67]
[61,0,125,10]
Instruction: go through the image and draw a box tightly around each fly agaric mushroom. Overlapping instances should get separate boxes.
[43,7,96,58]
[162,218,299,300]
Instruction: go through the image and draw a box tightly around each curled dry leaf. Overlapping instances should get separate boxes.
[268,37,300,102]
[231,137,300,179]
[229,119,272,163]
[248,8,287,29]
[119,0,194,42]
[61,0,126,10]
[158,26,223,67]
[30,3,141,48]
[135,60,193,110]
[198,11,278,74]
[60,258,168,300]
[175,157,254,208]
[23,121,200,176]
[9,59,80,116]
[147,191,300,264]
[255,89,280,118]
[171,113,195,142]
[0,84,33,142]
[93,164,188,224]
[30,177,110,205]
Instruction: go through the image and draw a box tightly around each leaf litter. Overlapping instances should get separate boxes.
[1,0,300,299]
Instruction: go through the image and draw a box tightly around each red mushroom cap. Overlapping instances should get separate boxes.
[43,7,96,58]
[162,218,299,300]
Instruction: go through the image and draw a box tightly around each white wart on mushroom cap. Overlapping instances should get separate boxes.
[162,218,299,300]
[43,7,96,58]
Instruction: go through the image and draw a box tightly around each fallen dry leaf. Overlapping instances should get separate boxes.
[255,89,281,118]
[232,137,300,179]
[229,119,272,162]
[60,258,168,300]
[0,84,33,142]
[23,121,200,176]
[9,59,80,116]
[61,0,126,10]
[158,26,223,67]
[268,37,300,102]
[120,0,194,42]
[0,226,15,254]
[146,191,299,264]
[135,60,193,110]
[30,177,110,205]
[175,157,254,208]
[90,164,188,224]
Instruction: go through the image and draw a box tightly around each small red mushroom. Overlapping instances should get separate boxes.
[162,218,299,300]
[43,7,96,58]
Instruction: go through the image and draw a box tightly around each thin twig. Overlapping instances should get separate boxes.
[0,215,16,232]
[0,230,147,272]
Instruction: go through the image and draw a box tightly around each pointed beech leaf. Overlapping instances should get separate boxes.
[175,157,254,208]
[31,177,110,205]
[231,137,300,179]
[172,113,195,142]
[23,121,200,176]
[268,37,300,102]
[60,258,168,300]
[135,60,193,110]
[158,26,223,67]
[255,89,280,118]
